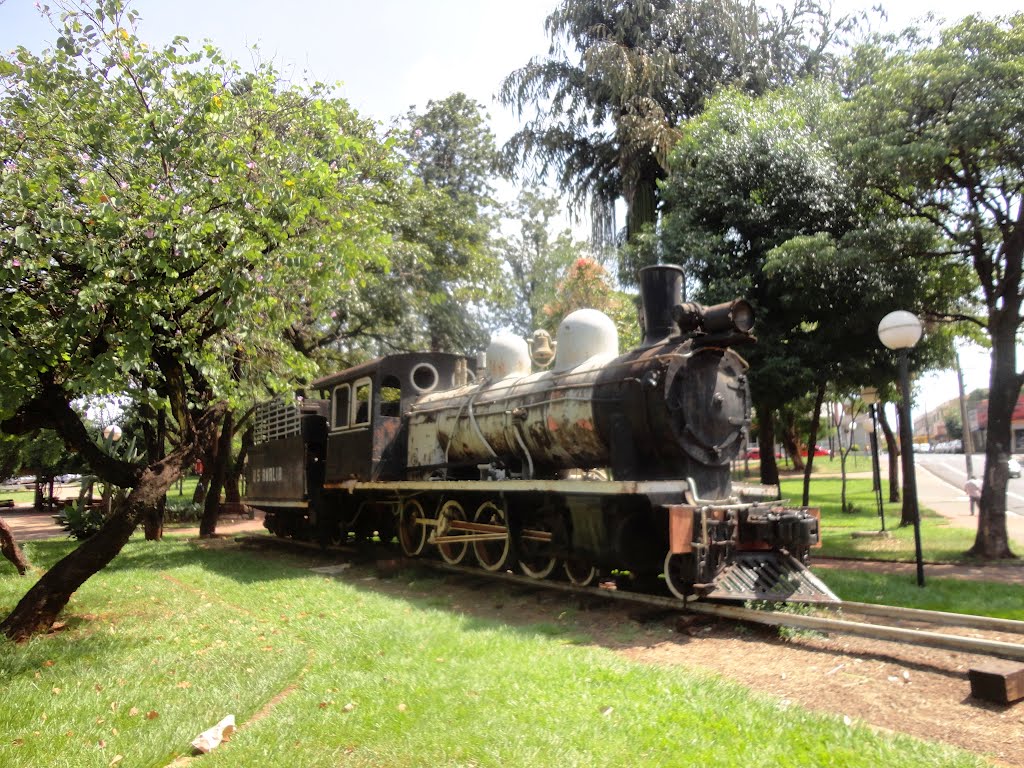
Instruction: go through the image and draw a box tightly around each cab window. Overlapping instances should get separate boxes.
[379,375,402,418]
[333,384,350,430]
[353,378,371,426]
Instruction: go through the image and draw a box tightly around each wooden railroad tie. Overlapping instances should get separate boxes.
[968,661,1024,705]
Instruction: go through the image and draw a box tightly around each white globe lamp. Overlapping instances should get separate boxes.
[878,311,922,350]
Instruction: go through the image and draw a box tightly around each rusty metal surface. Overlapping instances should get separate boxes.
[407,356,618,474]
[245,436,307,501]
[668,504,694,554]
[702,552,839,603]
[321,478,691,497]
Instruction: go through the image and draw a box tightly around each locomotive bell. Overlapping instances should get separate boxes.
[527,329,556,368]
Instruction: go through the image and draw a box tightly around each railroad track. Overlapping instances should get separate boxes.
[239,533,1024,663]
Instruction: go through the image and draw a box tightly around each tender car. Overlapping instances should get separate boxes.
[1008,457,1021,479]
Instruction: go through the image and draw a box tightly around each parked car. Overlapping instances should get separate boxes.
[800,446,830,457]
[745,447,761,460]
[1009,457,1021,479]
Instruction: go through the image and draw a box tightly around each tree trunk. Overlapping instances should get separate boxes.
[0,517,31,576]
[970,312,1019,559]
[0,405,225,641]
[225,425,252,505]
[142,406,166,541]
[757,406,780,487]
[0,461,180,641]
[779,411,805,472]
[878,403,900,504]
[199,410,233,537]
[191,472,210,505]
[896,400,917,526]
[143,498,165,541]
[801,381,827,506]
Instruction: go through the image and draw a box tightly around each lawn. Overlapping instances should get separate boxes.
[778,476,1000,563]
[818,567,1024,620]
[0,540,984,768]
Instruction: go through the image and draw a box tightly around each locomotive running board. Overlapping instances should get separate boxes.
[702,553,840,604]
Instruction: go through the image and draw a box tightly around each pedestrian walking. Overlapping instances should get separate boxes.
[964,475,982,516]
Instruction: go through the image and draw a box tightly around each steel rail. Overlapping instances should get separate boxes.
[238,535,1024,662]
[425,561,1024,662]
[685,602,1024,662]
[826,601,1024,636]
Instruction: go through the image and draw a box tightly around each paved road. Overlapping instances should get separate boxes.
[917,452,1024,518]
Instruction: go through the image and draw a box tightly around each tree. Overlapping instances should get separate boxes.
[389,93,504,354]
[540,257,641,350]
[659,84,966,490]
[497,186,590,336]
[845,14,1024,559]
[0,1,396,639]
[499,0,862,281]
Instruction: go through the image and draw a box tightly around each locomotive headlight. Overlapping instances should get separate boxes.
[672,299,755,335]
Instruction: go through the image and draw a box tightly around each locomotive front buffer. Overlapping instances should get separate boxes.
[664,492,835,604]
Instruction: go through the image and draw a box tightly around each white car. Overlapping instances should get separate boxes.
[1009,457,1022,479]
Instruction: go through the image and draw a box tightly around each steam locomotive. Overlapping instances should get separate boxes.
[243,265,835,602]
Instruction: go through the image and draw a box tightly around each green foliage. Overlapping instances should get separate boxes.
[541,257,641,350]
[0,1,396,423]
[496,186,590,336]
[660,82,966,463]
[500,0,864,280]
[843,15,1024,554]
[53,498,108,540]
[387,93,504,354]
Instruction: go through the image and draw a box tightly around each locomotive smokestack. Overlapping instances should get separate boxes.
[639,264,685,348]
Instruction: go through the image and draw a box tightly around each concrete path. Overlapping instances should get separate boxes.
[915,463,1024,550]
[1,505,266,542]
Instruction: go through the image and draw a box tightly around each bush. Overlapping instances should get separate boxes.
[164,496,203,523]
[54,501,108,540]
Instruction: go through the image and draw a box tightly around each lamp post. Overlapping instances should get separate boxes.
[878,311,924,587]
[955,352,975,479]
[861,387,886,532]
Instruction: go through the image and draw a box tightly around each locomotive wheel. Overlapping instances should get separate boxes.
[563,558,599,587]
[663,552,694,601]
[437,500,469,565]
[398,499,429,557]
[472,500,511,572]
[518,519,558,580]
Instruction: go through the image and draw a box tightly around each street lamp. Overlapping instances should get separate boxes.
[878,310,924,587]
[860,387,886,532]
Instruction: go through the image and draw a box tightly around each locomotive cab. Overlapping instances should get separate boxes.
[312,353,475,484]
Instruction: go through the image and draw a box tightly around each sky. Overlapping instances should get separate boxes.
[1,0,1019,412]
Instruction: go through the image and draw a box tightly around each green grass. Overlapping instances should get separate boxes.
[1,488,43,505]
[0,540,984,768]
[735,454,876,479]
[819,568,1024,620]
[779,476,1001,563]
[1,478,200,507]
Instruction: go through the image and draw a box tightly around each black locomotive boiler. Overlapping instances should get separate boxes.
[244,265,835,602]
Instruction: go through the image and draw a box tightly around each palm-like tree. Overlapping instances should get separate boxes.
[500,0,856,283]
